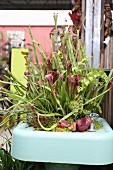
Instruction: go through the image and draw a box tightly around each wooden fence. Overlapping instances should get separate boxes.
[102,37,113,129]
[80,0,113,169]
[104,38,113,69]
[102,39,113,169]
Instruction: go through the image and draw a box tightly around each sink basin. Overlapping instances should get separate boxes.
[11,118,113,165]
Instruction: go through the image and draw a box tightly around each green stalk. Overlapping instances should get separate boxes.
[37,87,112,131]
[5,69,26,90]
[54,13,59,51]
[29,26,42,78]
[68,35,76,67]
[98,69,113,105]
[33,41,47,63]
[29,26,38,63]
[37,112,61,117]
[37,110,75,131]
[84,88,110,106]
[49,82,65,116]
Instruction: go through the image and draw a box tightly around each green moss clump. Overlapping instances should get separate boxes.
[53,127,71,132]
[94,120,103,130]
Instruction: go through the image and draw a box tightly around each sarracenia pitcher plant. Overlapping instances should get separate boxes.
[0,14,113,132]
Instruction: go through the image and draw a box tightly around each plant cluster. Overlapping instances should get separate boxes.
[0,142,44,170]
[0,14,113,132]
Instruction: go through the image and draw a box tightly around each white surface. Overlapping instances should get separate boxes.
[7,31,24,48]
[85,0,102,68]
[0,10,73,26]
[85,0,93,66]
[93,0,101,68]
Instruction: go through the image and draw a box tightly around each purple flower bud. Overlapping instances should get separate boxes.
[67,60,72,74]
[67,75,72,82]
[75,74,81,84]
[68,74,81,85]
[36,80,42,89]
[71,77,76,84]
[30,103,36,112]
[59,74,64,80]
[30,103,35,110]
[26,82,30,89]
[68,76,76,84]
[24,70,30,76]
[48,69,59,83]
[67,60,72,69]
[45,73,53,84]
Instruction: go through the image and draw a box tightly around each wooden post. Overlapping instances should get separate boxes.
[93,0,102,67]
[85,0,93,66]
[100,0,105,68]
[85,0,103,67]
[81,0,86,44]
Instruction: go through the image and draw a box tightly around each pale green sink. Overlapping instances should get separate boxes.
[11,118,113,166]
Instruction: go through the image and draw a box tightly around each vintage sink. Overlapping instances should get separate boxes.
[11,118,113,170]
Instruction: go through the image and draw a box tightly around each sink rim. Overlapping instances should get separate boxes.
[11,118,113,165]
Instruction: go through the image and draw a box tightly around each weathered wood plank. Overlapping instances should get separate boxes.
[81,0,86,44]
[93,0,102,67]
[85,0,102,68]
[85,0,93,66]
[104,37,113,69]
[110,38,113,68]
[100,0,105,68]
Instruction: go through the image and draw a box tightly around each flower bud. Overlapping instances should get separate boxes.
[59,74,64,80]
[67,60,72,69]
[26,82,30,89]
[24,70,30,76]
[45,73,53,84]
[30,103,35,110]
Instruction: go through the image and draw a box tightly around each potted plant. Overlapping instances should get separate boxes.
[0,13,113,132]
[0,14,113,170]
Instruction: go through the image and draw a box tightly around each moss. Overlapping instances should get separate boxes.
[53,127,71,132]
[94,120,103,130]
